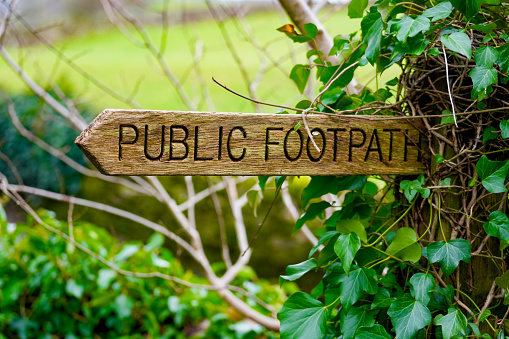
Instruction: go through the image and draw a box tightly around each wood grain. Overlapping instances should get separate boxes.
[75,109,427,176]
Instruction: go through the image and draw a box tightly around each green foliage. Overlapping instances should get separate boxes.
[0,209,280,338]
[425,240,471,276]
[277,292,326,339]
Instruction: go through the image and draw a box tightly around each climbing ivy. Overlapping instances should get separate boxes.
[270,0,509,337]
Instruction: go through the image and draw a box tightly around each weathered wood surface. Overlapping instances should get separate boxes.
[75,109,426,176]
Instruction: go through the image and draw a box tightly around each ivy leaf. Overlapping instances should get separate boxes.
[428,285,455,311]
[409,273,435,306]
[495,270,509,289]
[484,211,509,242]
[388,294,432,339]
[450,0,482,20]
[364,14,384,65]
[441,32,472,59]
[483,126,498,142]
[302,176,337,207]
[434,308,468,339]
[340,307,375,339]
[293,201,331,234]
[396,15,430,42]
[469,66,498,100]
[425,239,471,276]
[309,231,339,258]
[336,219,368,242]
[371,287,395,309]
[280,258,317,286]
[339,266,378,310]
[356,324,392,339]
[334,232,361,275]
[500,120,509,139]
[290,64,311,94]
[474,46,499,68]
[386,227,422,262]
[277,292,327,339]
[400,174,430,201]
[65,279,85,299]
[348,0,369,19]
[497,43,509,74]
[476,155,509,193]
[422,1,453,21]
[275,175,287,189]
[258,176,269,191]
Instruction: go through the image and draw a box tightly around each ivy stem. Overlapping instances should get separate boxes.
[438,195,447,241]
[326,295,342,308]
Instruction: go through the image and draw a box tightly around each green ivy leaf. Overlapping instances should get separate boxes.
[348,0,369,19]
[336,219,368,242]
[356,324,392,339]
[484,211,509,242]
[450,0,482,19]
[396,15,430,42]
[497,43,509,74]
[339,266,378,310]
[114,294,134,319]
[290,64,311,94]
[275,175,286,189]
[144,232,165,252]
[386,227,422,262]
[422,1,453,21]
[441,109,455,125]
[294,201,331,234]
[495,270,509,289]
[302,176,337,207]
[280,258,317,286]
[388,294,432,339]
[400,174,430,201]
[334,232,361,275]
[409,273,435,306]
[309,231,339,258]
[428,285,455,311]
[441,32,472,59]
[483,126,498,142]
[258,176,269,191]
[65,279,85,299]
[469,66,498,100]
[277,292,327,339]
[364,14,384,65]
[479,309,491,322]
[476,155,509,193]
[341,307,375,339]
[474,46,499,68]
[434,308,468,339]
[371,287,395,309]
[435,154,445,163]
[425,239,471,276]
[304,23,318,40]
[500,120,509,139]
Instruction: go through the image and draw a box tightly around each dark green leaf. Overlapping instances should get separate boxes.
[275,175,286,189]
[409,273,435,306]
[309,231,339,258]
[483,126,498,142]
[386,227,422,262]
[339,266,378,310]
[484,211,509,242]
[290,64,311,94]
[294,201,331,234]
[425,239,471,276]
[334,232,361,275]
[500,120,509,139]
[302,176,337,207]
[476,155,509,193]
[469,22,497,33]
[441,109,455,125]
[348,0,369,19]
[469,66,498,100]
[497,43,509,74]
[428,285,454,311]
[450,0,482,19]
[277,292,327,339]
[474,46,499,68]
[422,1,453,21]
[434,308,468,339]
[495,270,509,289]
[385,77,398,86]
[364,15,384,65]
[304,23,318,40]
[479,309,491,322]
[388,294,432,339]
[371,287,394,309]
[435,154,445,163]
[258,176,269,191]
[356,324,392,339]
[280,258,317,285]
[65,279,84,299]
[340,307,375,339]
[400,174,430,201]
[441,32,472,59]
[396,15,430,42]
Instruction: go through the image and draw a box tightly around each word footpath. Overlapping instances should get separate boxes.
[75,110,425,176]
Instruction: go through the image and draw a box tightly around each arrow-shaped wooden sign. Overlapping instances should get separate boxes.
[75,109,425,176]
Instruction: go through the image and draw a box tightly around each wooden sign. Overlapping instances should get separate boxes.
[75,109,425,176]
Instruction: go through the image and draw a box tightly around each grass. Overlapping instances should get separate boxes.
[0,7,399,115]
